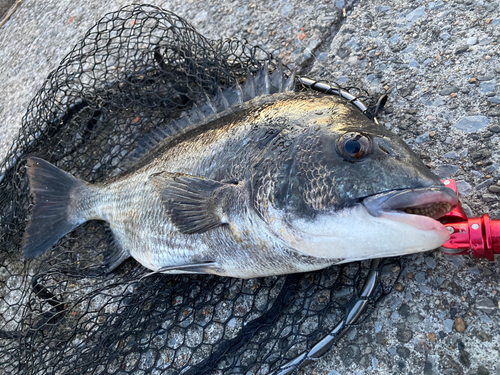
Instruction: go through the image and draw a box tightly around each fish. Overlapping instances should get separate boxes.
[22,66,458,279]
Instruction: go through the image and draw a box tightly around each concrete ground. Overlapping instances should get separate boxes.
[0,0,499,374]
[0,0,17,21]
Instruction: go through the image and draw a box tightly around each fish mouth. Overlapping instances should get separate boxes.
[362,186,458,231]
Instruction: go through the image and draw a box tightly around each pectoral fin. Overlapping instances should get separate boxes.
[150,172,240,234]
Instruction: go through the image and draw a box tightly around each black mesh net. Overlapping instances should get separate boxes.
[0,5,401,374]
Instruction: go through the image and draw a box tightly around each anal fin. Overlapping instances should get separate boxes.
[102,244,130,272]
[102,225,130,272]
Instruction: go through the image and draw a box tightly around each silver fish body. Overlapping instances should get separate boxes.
[23,89,458,278]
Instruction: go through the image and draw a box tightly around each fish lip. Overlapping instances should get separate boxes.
[362,185,458,221]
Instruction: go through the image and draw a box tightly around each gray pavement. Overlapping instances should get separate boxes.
[0,0,17,21]
[1,0,499,374]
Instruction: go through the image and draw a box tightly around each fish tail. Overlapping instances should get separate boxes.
[22,157,88,258]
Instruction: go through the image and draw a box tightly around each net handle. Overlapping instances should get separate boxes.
[297,77,386,125]
[275,258,383,375]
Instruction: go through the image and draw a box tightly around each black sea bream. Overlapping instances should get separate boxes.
[22,67,458,278]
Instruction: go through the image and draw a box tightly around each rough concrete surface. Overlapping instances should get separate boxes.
[0,0,499,374]
[0,0,17,21]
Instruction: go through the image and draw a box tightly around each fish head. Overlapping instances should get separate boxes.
[254,94,458,261]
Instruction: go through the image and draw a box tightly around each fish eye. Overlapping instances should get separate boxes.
[336,132,371,160]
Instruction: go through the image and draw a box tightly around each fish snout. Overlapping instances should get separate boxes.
[363,185,458,219]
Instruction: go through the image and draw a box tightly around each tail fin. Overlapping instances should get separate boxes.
[22,157,86,258]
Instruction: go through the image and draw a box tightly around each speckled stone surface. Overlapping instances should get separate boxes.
[0,0,17,20]
[1,0,499,374]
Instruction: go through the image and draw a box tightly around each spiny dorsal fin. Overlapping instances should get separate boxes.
[221,81,244,106]
[284,68,296,92]
[214,86,230,111]
[126,64,296,165]
[242,71,256,102]
[270,61,284,93]
[254,62,271,95]
[203,92,218,115]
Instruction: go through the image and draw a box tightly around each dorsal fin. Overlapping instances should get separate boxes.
[202,92,219,115]
[254,62,271,95]
[221,82,244,106]
[270,61,284,93]
[283,68,296,92]
[214,86,230,111]
[123,63,295,167]
[188,103,206,123]
[126,123,183,165]
[242,71,256,101]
